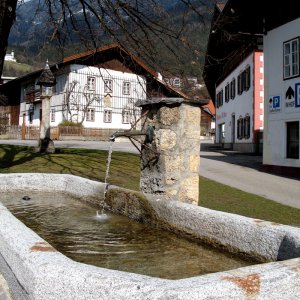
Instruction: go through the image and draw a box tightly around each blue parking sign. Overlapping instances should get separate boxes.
[273,96,280,108]
[270,95,281,112]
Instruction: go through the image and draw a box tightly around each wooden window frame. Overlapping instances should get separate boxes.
[104,79,113,94]
[86,108,95,122]
[87,76,96,91]
[104,109,112,123]
[283,37,300,80]
[122,81,131,95]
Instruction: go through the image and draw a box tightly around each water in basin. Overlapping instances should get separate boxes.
[1,191,255,279]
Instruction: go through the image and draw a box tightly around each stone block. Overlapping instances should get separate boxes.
[164,155,184,173]
[183,105,201,127]
[178,176,199,205]
[182,129,201,141]
[159,106,179,126]
[165,176,178,186]
[156,129,177,151]
[189,155,200,173]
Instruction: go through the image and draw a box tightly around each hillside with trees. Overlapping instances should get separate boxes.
[6,0,217,87]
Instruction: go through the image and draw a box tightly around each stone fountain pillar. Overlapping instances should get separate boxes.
[136,98,206,205]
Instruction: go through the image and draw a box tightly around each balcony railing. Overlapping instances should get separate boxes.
[25,90,41,103]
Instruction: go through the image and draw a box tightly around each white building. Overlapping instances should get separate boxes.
[4,51,16,62]
[215,51,264,152]
[204,0,300,175]
[203,2,264,153]
[0,44,185,138]
[263,17,300,171]
[20,64,146,130]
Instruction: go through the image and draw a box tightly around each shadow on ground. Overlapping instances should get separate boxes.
[200,142,263,170]
[200,142,300,181]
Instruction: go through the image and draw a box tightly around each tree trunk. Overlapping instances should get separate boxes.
[0,0,17,78]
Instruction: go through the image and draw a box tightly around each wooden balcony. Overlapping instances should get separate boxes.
[25,90,41,104]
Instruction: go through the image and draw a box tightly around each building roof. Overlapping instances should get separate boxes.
[203,0,300,102]
[0,43,192,103]
[62,44,193,100]
[37,61,56,86]
[63,43,158,79]
[201,99,215,116]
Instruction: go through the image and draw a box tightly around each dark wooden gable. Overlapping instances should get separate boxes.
[63,44,183,99]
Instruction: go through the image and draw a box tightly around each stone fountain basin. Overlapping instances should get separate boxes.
[0,173,299,299]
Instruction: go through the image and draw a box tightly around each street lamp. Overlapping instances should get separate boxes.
[37,60,56,153]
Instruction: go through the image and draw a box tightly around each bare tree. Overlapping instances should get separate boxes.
[63,80,100,124]
[0,0,18,77]
[0,0,213,81]
[63,80,79,122]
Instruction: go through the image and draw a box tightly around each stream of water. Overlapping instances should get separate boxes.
[98,140,114,219]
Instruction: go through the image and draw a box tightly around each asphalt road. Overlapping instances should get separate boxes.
[200,143,300,209]
[0,138,299,209]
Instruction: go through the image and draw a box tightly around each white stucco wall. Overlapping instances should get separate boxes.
[263,18,300,167]
[215,53,255,146]
[19,64,146,131]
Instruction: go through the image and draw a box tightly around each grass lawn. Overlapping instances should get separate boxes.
[0,144,299,227]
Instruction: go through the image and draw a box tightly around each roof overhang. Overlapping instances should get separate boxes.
[135,97,209,107]
[203,0,300,103]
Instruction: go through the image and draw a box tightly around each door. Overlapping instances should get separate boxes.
[218,123,225,144]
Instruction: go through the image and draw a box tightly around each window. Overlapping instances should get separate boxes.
[244,66,251,91]
[104,109,112,123]
[122,110,131,123]
[230,78,236,100]
[220,89,223,106]
[29,112,34,124]
[87,76,96,90]
[122,81,131,95]
[216,89,223,108]
[225,83,230,102]
[51,108,55,122]
[237,66,251,95]
[237,116,250,140]
[237,73,243,95]
[287,121,299,159]
[237,117,244,140]
[86,108,95,122]
[173,78,181,87]
[244,115,251,139]
[284,38,299,79]
[104,79,113,94]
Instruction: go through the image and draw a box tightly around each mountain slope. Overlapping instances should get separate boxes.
[8,0,215,81]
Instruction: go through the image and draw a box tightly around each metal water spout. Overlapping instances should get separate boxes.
[110,125,155,143]
[109,125,159,157]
